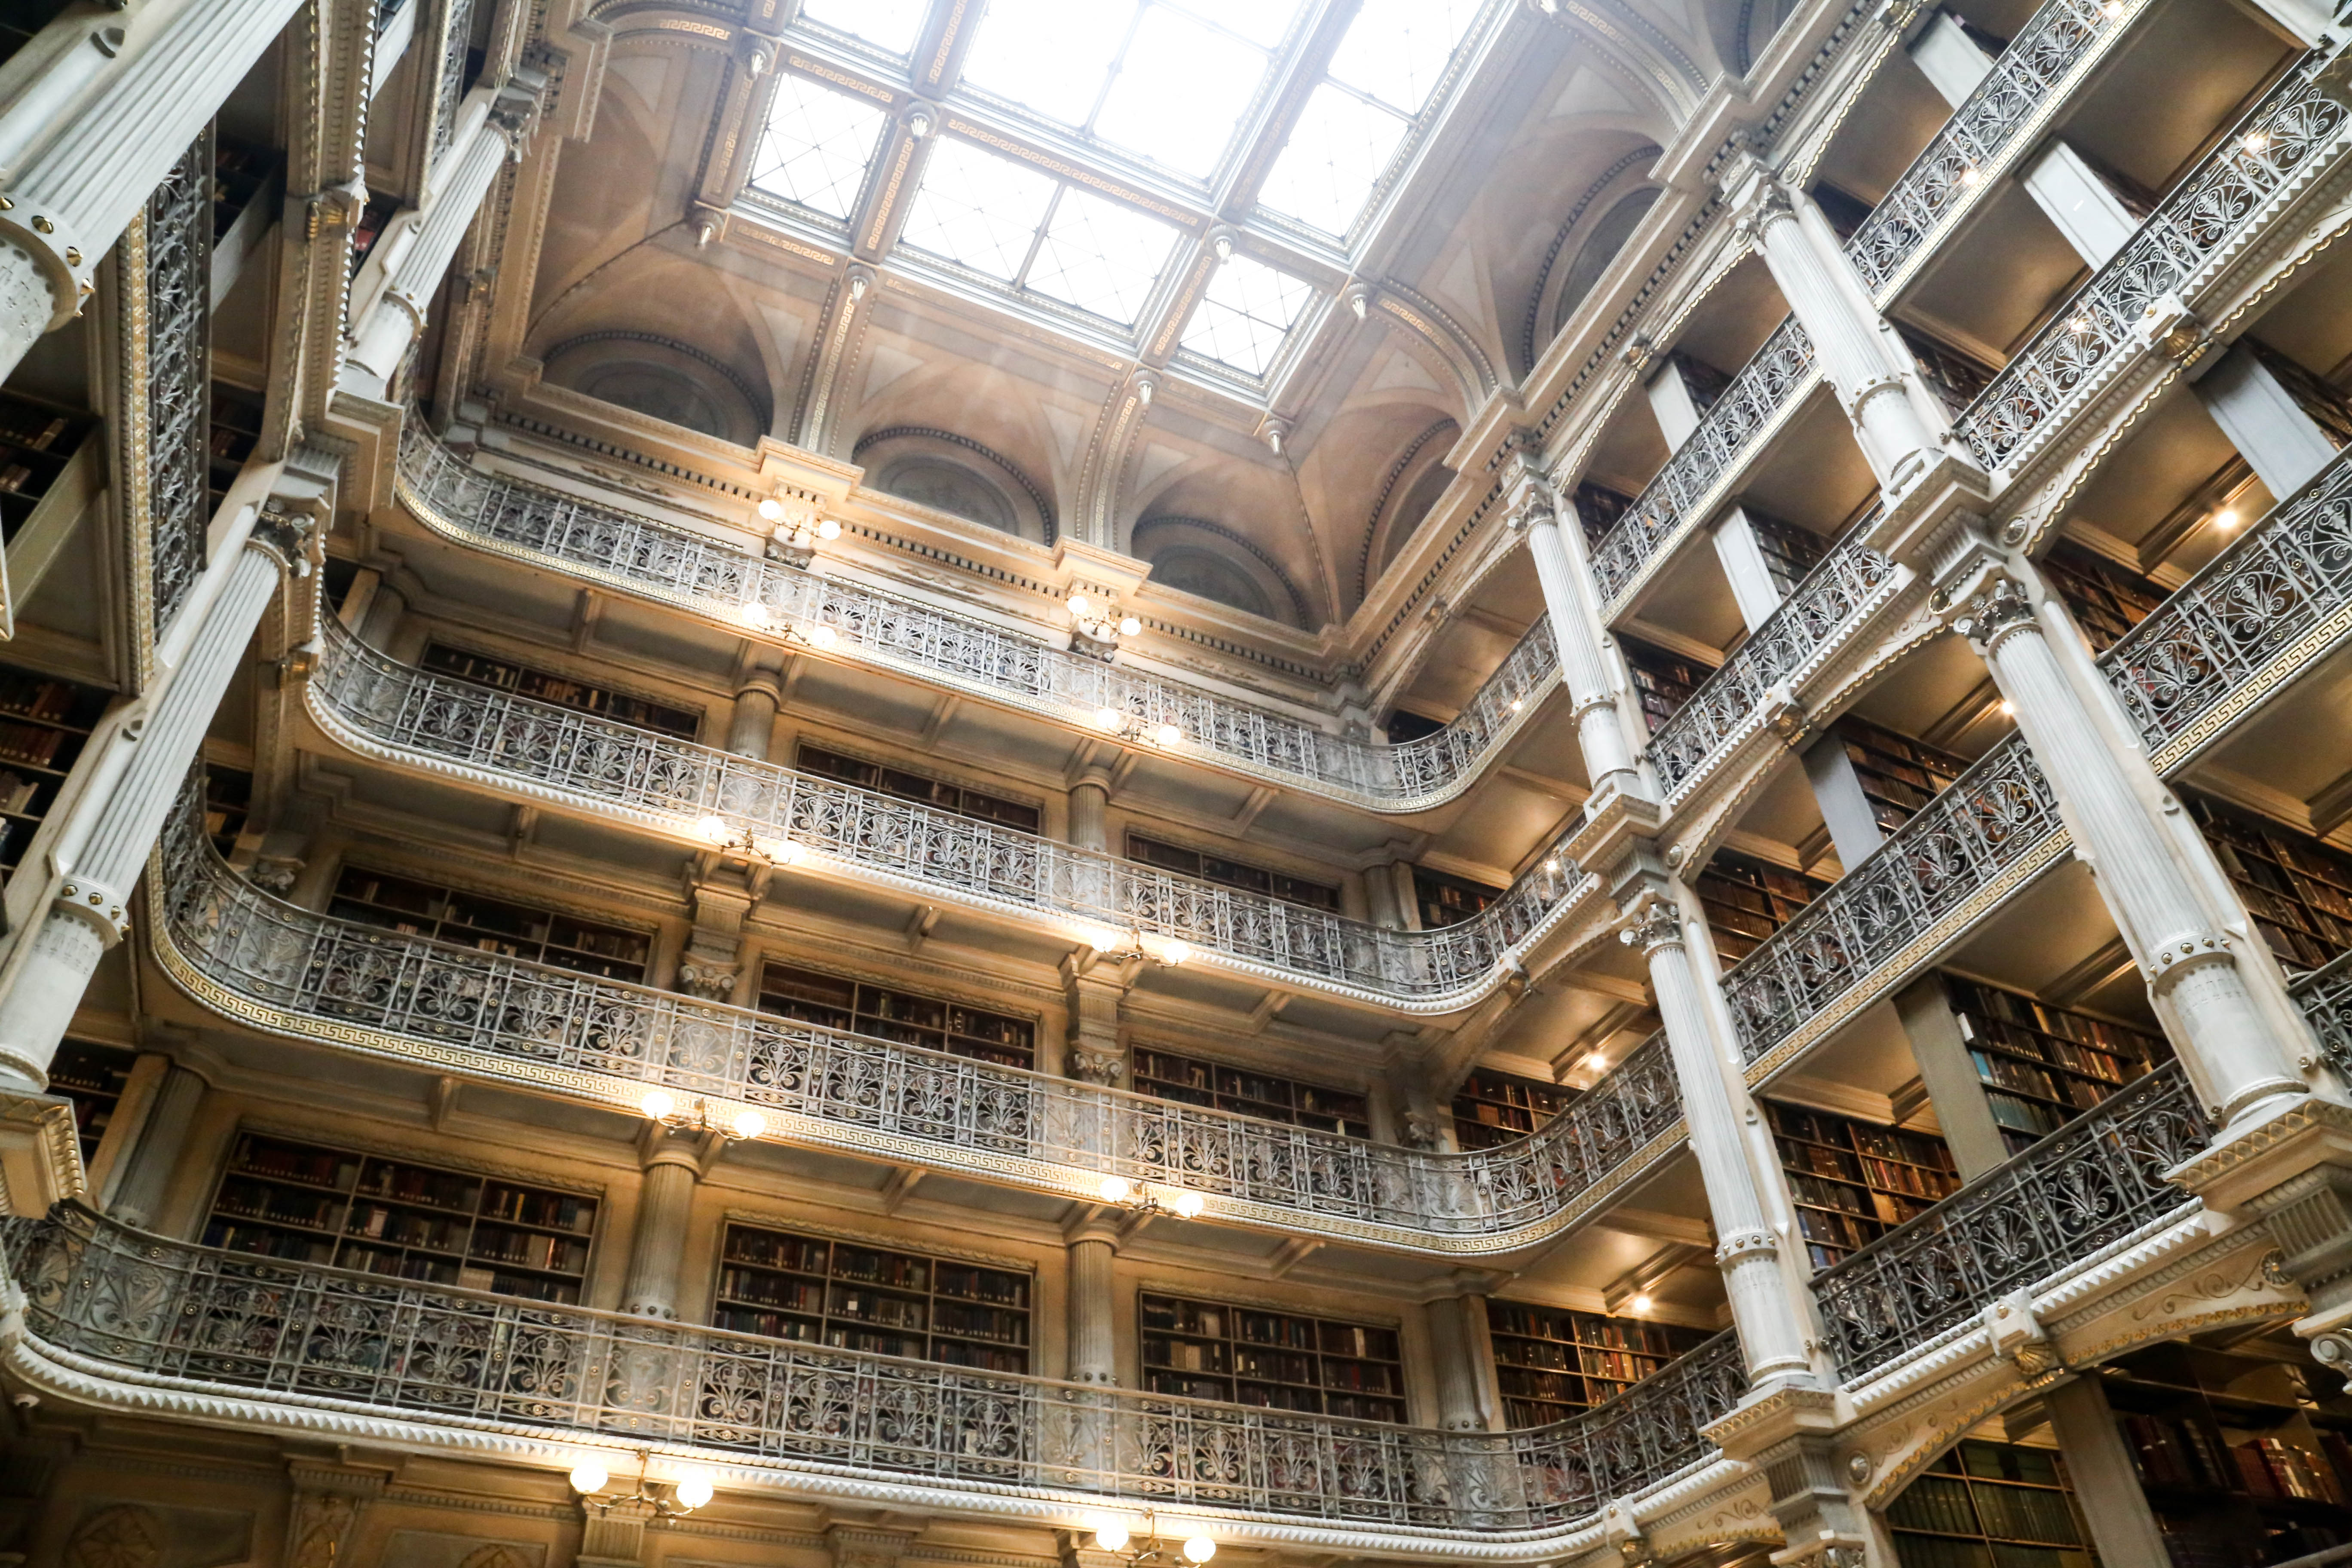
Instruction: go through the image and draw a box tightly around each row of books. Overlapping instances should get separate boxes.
[1890,1472,2081,1545]
[0,721,69,768]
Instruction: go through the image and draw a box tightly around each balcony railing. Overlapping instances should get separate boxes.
[306,622,1586,1011]
[1810,1063,2212,1377]
[1724,736,2067,1069]
[1645,530,1899,800]
[396,428,1560,814]
[1586,317,1817,607]
[1951,56,2351,473]
[1,1205,1747,1537]
[156,795,1683,1248]
[2103,447,2352,765]
[1846,0,2145,295]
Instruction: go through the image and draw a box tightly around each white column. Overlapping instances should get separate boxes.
[1522,504,1645,800]
[1068,769,1110,854]
[1906,12,1994,101]
[1623,898,1813,1385]
[2043,1377,2174,1565]
[1800,730,1884,867]
[1067,1233,1117,1384]
[1713,506,1790,634]
[1893,974,2011,1179]
[1959,575,2307,1131]
[1643,358,1706,447]
[620,1142,701,1318]
[0,513,300,1093]
[1426,1292,1494,1431]
[107,1063,205,1231]
[725,678,778,761]
[2196,342,2342,499]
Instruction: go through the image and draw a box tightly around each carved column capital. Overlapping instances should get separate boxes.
[1618,895,1685,956]
[1951,573,2040,652]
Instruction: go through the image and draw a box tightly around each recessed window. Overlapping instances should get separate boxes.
[796,0,929,53]
[747,73,891,221]
[1178,252,1315,375]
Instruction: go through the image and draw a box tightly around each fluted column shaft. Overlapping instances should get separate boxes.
[726,679,778,761]
[620,1152,700,1319]
[345,98,511,387]
[1067,1235,1117,1384]
[1068,771,1110,854]
[0,0,303,385]
[1523,511,1643,799]
[1961,575,2306,1130]
[1427,1293,1492,1431]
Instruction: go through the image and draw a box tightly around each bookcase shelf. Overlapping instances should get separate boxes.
[714,1222,1031,1373]
[1833,717,1966,839]
[1485,1301,1709,1429]
[1131,831,1338,912]
[801,741,1040,833]
[2192,795,2352,971]
[1942,974,2170,1155]
[1620,637,1709,734]
[1131,1047,1369,1138]
[1138,1292,1404,1423]
[1886,1438,2094,1568]
[329,867,653,984]
[2044,540,2166,654]
[1697,848,1830,965]
[424,642,703,742]
[1451,1069,1573,1152]
[0,662,107,879]
[204,765,253,854]
[757,962,1035,1070]
[1764,1101,1960,1271]
[1412,865,1504,930]
[46,1038,135,1165]
[0,389,95,545]
[202,1131,598,1304]
[208,383,265,519]
[1745,511,1828,602]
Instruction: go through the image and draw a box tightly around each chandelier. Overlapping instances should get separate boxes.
[1084,1510,1216,1564]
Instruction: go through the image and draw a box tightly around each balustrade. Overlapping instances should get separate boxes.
[156,793,1681,1245]
[396,429,1560,813]
[1585,317,1817,606]
[1846,0,2144,294]
[1810,1063,2212,1376]
[0,1205,1746,1533]
[2293,952,2352,1074]
[1950,58,2351,473]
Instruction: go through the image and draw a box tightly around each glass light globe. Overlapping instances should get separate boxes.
[758,497,786,523]
[568,1460,609,1494]
[807,624,837,648]
[1118,616,1141,637]
[674,1474,714,1509]
[732,1109,767,1140]
[1100,1175,1134,1204]
[1182,1534,1216,1562]
[1067,593,1093,619]
[815,518,842,540]
[696,815,731,844]
[640,1090,676,1121]
[1155,724,1182,746]
[1092,1521,1132,1553]
[1159,940,1190,966]
[741,601,771,628]
[1095,707,1124,732]
[1170,1191,1204,1219]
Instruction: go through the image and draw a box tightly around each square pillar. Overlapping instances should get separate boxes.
[2043,1375,2174,1566]
[2018,141,2141,268]
[2196,341,2344,499]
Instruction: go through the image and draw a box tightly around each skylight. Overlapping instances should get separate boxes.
[959,0,1307,180]
[797,0,929,54]
[747,74,891,222]
[1179,253,1316,375]
[899,137,1183,325]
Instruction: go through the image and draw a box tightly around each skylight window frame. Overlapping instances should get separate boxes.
[738,64,899,235]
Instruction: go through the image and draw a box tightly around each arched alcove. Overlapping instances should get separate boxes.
[541,333,769,445]
[854,428,1056,544]
[1551,188,1662,342]
[1134,516,1308,628]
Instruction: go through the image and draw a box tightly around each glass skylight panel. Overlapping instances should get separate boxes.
[899,138,1059,279]
[1171,0,1302,49]
[1026,188,1181,323]
[747,74,891,221]
[797,0,929,54]
[1327,0,1482,113]
[1181,254,1315,375]
[1256,83,1407,236]
[960,0,1134,127]
[1090,6,1262,177]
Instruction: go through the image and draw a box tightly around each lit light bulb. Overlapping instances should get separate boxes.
[1170,1190,1205,1219]
[2245,131,2270,153]
[641,1089,677,1121]
[1159,939,1190,966]
[1584,1053,1608,1071]
[1095,707,1125,732]
[758,497,786,524]
[1087,1516,1133,1553]
[1118,616,1141,637]
[816,518,842,540]
[1068,593,1094,620]
[1630,1293,1653,1313]
[1958,165,1981,187]
[806,624,838,648]
[1100,1175,1135,1204]
[1182,1533,1217,1563]
[674,1474,715,1509]
[2213,508,2239,530]
[1543,858,1561,876]
[762,837,803,867]
[569,1460,609,1494]
[1998,699,2017,717]
[732,1109,767,1140]
[1509,697,1524,712]
[1155,723,1182,747]
[742,601,772,628]
[697,815,731,845]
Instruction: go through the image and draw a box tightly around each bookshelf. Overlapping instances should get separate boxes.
[0,390,95,544]
[2043,541,2166,654]
[203,765,253,854]
[1574,481,1633,549]
[713,1222,1031,1373]
[1130,1047,1369,1137]
[208,383,266,519]
[1619,637,1709,734]
[1744,511,1828,601]
[1412,865,1504,929]
[1382,708,1444,745]
[1896,325,1998,422]
[1138,1292,1404,1423]
[756,962,1035,1070]
[423,643,702,742]
[1696,848,1831,964]
[0,3,75,70]
[328,867,653,983]
[1831,717,1966,838]
[0,663,107,879]
[1129,831,1339,912]
[1485,1301,1710,1428]
[202,1131,599,1303]
[2102,1338,2352,1565]
[1452,1068,1573,1151]
[2192,795,2352,971]
[1885,1438,2094,1568]
[798,741,1039,833]
[211,139,278,241]
[1764,1100,1961,1271]
[1943,974,2170,1155]
[46,1038,137,1166]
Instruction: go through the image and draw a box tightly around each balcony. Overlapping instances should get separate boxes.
[0,1204,1748,1549]
[396,428,1563,815]
[153,795,1685,1253]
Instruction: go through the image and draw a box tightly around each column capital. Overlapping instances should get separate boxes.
[1617,890,1685,955]
[1950,572,2040,653]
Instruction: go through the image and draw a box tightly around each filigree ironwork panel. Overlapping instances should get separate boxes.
[1845,0,2136,293]
[1811,1064,2211,1376]
[1721,737,2063,1063]
[1950,58,2349,472]
[431,0,476,165]
[396,428,1561,812]
[2292,952,2352,1077]
[1646,529,1897,798]
[147,130,214,637]
[1586,317,1816,605]
[1,1205,1745,1530]
[158,790,1680,1240]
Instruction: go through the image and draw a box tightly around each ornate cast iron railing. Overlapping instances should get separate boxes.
[1586,316,1816,606]
[1,1206,1747,1535]
[1810,1063,2212,1377]
[2103,447,2352,760]
[1645,530,1899,799]
[1950,57,2351,472]
[395,428,1561,813]
[2290,949,2352,1078]
[144,129,215,638]
[1723,736,2065,1065]
[306,622,1584,1009]
[158,796,1682,1246]
[1845,0,2144,294]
